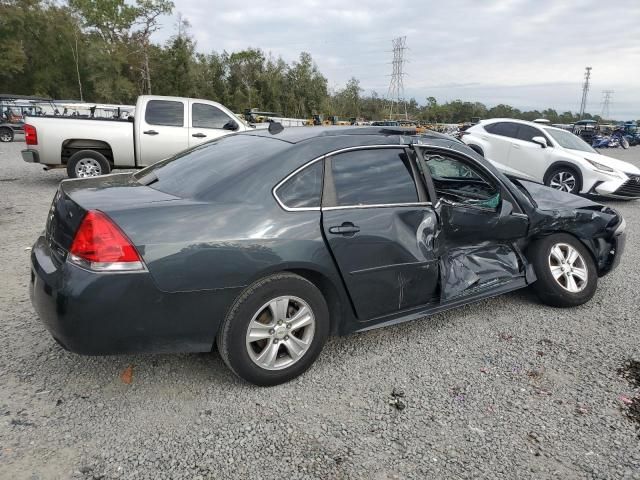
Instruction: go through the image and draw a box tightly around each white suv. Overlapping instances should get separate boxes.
[462,118,640,199]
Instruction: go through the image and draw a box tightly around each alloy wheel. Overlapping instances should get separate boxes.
[548,243,588,293]
[245,296,316,371]
[0,130,12,142]
[549,171,577,193]
[75,158,103,177]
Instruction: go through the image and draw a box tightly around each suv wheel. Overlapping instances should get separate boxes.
[528,233,597,307]
[545,166,581,194]
[216,273,330,386]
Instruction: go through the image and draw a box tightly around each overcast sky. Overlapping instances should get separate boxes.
[154,0,640,118]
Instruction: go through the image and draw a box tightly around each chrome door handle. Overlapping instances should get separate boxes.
[192,133,207,138]
[328,223,360,235]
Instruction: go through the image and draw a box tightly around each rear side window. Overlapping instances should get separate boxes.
[192,103,232,129]
[277,161,323,209]
[329,149,418,206]
[485,122,519,138]
[516,124,544,143]
[145,100,184,127]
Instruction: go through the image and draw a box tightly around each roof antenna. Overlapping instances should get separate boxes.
[268,121,284,135]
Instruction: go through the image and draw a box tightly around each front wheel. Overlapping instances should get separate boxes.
[0,127,14,142]
[544,166,581,194]
[528,233,597,308]
[216,273,330,386]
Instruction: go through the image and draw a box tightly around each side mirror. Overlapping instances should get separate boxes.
[223,120,239,131]
[531,136,548,148]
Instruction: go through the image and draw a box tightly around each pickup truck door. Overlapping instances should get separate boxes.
[188,100,240,147]
[137,99,189,166]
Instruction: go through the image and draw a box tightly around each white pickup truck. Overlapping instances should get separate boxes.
[21,95,248,178]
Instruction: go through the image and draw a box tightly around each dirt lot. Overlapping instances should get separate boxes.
[1,139,639,479]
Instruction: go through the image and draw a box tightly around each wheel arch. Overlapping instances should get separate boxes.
[61,139,114,165]
[543,161,584,190]
[242,263,356,336]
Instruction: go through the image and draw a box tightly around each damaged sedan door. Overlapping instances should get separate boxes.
[321,146,440,321]
[414,146,530,301]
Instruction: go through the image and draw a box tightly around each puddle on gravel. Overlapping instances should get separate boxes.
[618,359,640,435]
[618,359,640,388]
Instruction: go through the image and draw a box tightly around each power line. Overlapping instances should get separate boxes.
[601,90,614,119]
[386,36,408,120]
[578,66,592,119]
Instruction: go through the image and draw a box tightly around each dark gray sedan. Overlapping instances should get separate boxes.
[30,126,626,385]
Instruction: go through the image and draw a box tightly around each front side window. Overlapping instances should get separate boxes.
[544,128,596,153]
[145,100,184,127]
[192,103,233,129]
[423,153,500,209]
[485,122,519,139]
[277,161,323,209]
[516,125,545,143]
[329,149,418,206]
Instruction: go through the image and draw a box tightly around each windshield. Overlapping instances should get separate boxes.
[545,128,596,153]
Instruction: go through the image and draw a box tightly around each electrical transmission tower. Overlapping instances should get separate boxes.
[387,36,408,120]
[578,67,592,119]
[601,90,614,120]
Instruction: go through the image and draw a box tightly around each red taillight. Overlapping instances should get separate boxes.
[69,210,144,271]
[24,124,37,145]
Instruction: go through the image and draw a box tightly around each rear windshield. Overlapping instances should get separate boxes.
[134,135,289,201]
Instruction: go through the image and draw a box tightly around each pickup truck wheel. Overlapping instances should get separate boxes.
[216,273,330,386]
[0,127,13,142]
[67,150,111,178]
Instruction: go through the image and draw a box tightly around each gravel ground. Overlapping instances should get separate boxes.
[1,139,639,480]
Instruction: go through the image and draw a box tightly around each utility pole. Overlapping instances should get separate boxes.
[601,90,614,120]
[578,67,592,119]
[386,36,408,120]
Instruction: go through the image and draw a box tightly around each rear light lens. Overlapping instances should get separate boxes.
[24,124,37,145]
[69,210,144,272]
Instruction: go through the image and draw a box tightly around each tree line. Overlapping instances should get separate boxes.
[0,0,616,124]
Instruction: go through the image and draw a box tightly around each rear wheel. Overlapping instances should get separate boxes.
[216,273,329,386]
[67,150,111,178]
[0,127,13,142]
[528,233,597,307]
[544,166,581,194]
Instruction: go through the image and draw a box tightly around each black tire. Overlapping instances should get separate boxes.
[216,273,330,386]
[66,150,111,178]
[528,233,597,308]
[0,127,14,143]
[544,166,582,194]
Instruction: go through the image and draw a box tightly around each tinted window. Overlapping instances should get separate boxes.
[330,149,418,206]
[277,161,323,208]
[424,153,499,209]
[134,135,288,201]
[145,100,184,127]
[192,103,233,129]
[517,124,545,143]
[485,122,519,138]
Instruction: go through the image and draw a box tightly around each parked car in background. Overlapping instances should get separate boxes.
[462,118,640,199]
[30,126,626,386]
[21,95,247,178]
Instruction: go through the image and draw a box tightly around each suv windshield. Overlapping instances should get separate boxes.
[134,134,289,201]
[545,128,596,153]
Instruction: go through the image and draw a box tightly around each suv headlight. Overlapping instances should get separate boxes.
[585,158,614,173]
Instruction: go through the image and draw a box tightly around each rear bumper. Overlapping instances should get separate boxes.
[29,234,241,355]
[22,149,40,163]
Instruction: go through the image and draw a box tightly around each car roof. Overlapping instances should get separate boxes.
[244,125,452,144]
[479,117,569,133]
